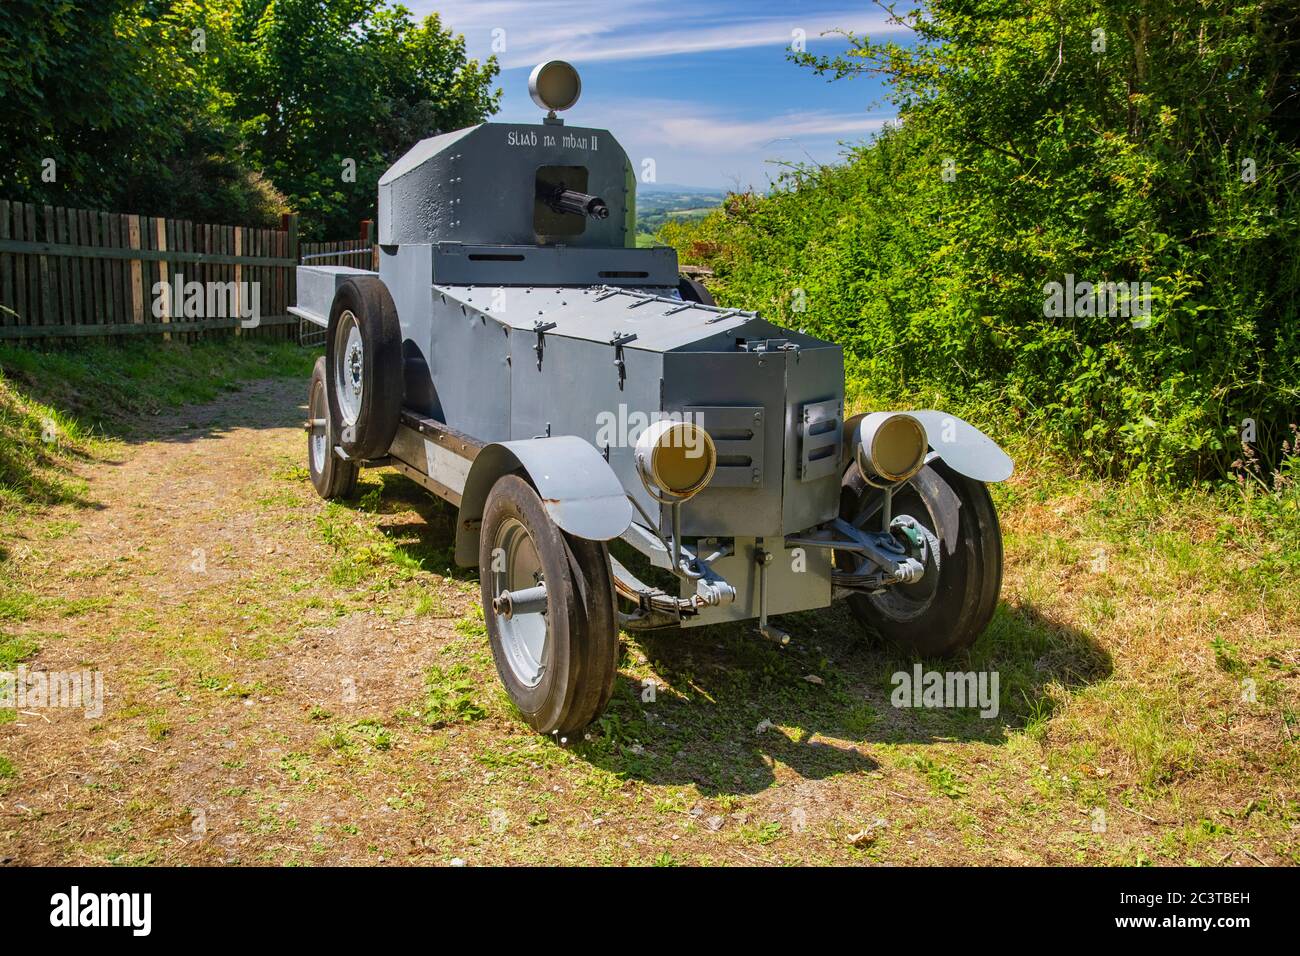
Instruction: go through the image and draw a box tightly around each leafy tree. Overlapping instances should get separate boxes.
[0,1,277,223]
[218,0,500,238]
[0,0,499,235]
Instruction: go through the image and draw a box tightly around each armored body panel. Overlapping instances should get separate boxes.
[367,115,846,628]
[310,114,848,599]
[384,277,843,538]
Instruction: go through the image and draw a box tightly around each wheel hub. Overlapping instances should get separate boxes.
[491,517,549,688]
[333,310,364,426]
[347,345,363,394]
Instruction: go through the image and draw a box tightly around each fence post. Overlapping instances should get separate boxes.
[284,213,299,342]
[232,226,243,338]
[283,213,299,263]
[154,217,171,341]
[128,215,143,324]
[361,219,377,270]
[0,200,10,328]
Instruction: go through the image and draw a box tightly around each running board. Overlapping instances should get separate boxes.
[381,410,484,507]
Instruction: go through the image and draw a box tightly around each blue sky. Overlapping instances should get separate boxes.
[407,1,909,189]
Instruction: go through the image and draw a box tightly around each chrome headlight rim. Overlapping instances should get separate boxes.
[856,412,928,487]
[634,419,717,503]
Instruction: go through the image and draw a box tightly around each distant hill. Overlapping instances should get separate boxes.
[635,185,727,242]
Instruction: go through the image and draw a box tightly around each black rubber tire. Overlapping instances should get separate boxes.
[479,475,619,737]
[325,277,403,460]
[838,459,1002,656]
[677,275,716,306]
[307,356,358,500]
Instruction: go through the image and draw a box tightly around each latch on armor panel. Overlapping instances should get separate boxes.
[533,320,556,370]
[610,331,637,390]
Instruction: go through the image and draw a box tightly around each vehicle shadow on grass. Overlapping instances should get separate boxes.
[366,471,479,582]
[330,469,1112,797]
[573,599,1111,797]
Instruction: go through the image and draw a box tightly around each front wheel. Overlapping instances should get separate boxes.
[478,475,619,736]
[837,459,1002,656]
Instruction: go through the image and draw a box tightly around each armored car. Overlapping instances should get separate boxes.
[290,61,1013,735]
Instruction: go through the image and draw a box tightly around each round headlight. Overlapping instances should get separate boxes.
[528,60,582,113]
[856,412,928,485]
[635,419,716,502]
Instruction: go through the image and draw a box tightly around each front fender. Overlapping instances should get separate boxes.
[844,409,1013,483]
[908,410,1013,483]
[454,436,633,566]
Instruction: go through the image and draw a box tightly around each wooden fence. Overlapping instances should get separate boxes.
[0,200,304,344]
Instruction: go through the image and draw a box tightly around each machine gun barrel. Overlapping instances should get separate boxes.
[540,183,610,220]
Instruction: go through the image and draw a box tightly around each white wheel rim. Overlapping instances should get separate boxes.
[334,310,363,427]
[492,517,549,688]
[309,378,328,474]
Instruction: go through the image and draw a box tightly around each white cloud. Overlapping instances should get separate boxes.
[650,110,893,152]
[582,97,895,188]
[399,3,907,188]
[415,1,907,69]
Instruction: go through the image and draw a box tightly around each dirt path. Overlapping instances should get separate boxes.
[1,378,1294,866]
[1,378,483,865]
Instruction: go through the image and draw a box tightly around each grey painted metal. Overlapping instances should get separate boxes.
[489,516,550,687]
[292,265,377,328]
[454,436,633,566]
[529,60,582,112]
[909,410,1015,483]
[295,88,1011,636]
[378,123,635,248]
[385,410,483,506]
[388,421,473,504]
[797,397,843,482]
[678,536,832,627]
[781,345,845,534]
[683,405,765,488]
[309,378,329,475]
[428,242,678,287]
[493,583,549,619]
[333,310,364,429]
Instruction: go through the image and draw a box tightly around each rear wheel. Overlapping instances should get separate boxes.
[307,356,358,500]
[478,475,619,736]
[837,459,1002,656]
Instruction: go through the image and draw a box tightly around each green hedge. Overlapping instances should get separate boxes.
[662,0,1299,483]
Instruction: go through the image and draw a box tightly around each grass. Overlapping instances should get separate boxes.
[0,339,1296,865]
[421,664,488,728]
[0,339,314,429]
[0,634,40,669]
[0,339,313,516]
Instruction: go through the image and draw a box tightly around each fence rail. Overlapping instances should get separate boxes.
[0,200,302,344]
[300,234,377,271]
